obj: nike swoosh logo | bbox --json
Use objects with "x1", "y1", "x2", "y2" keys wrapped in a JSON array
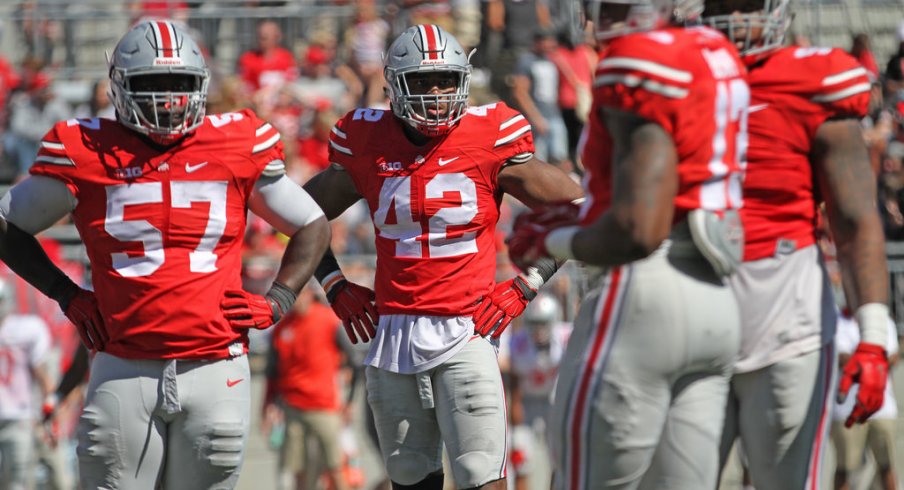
[
  {"x1": 438, "y1": 157, "x2": 459, "y2": 166},
  {"x1": 749, "y1": 104, "x2": 769, "y2": 113},
  {"x1": 185, "y1": 161, "x2": 209, "y2": 173},
  {"x1": 226, "y1": 378, "x2": 244, "y2": 387}
]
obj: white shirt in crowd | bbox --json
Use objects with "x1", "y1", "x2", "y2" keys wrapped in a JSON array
[{"x1": 0, "y1": 314, "x2": 51, "y2": 421}]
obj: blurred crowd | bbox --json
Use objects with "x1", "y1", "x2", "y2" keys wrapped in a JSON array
[{"x1": 4, "y1": 1, "x2": 904, "y2": 489}]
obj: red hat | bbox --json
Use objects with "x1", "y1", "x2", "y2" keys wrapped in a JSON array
[{"x1": 305, "y1": 46, "x2": 329, "y2": 66}]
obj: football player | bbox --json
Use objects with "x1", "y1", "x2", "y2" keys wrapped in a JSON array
[
  {"x1": 700, "y1": 1, "x2": 889, "y2": 488},
  {"x1": 0, "y1": 20, "x2": 330, "y2": 489},
  {"x1": 301, "y1": 24, "x2": 583, "y2": 490},
  {"x1": 507, "y1": 0, "x2": 750, "y2": 487}
]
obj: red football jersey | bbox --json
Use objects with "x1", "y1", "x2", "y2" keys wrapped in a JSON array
[
  {"x1": 580, "y1": 26, "x2": 749, "y2": 225},
  {"x1": 29, "y1": 109, "x2": 284, "y2": 360},
  {"x1": 328, "y1": 103, "x2": 534, "y2": 315},
  {"x1": 742, "y1": 46, "x2": 870, "y2": 261}
]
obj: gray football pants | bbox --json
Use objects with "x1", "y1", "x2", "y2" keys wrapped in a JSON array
[
  {"x1": 549, "y1": 247, "x2": 741, "y2": 490},
  {"x1": 77, "y1": 352, "x2": 251, "y2": 490}
]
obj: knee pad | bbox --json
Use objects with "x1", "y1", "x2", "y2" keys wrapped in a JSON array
[
  {"x1": 204, "y1": 422, "x2": 245, "y2": 469},
  {"x1": 386, "y1": 452, "x2": 437, "y2": 486}
]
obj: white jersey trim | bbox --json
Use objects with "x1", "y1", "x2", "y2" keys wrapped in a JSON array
[
  {"x1": 35, "y1": 155, "x2": 74, "y2": 166},
  {"x1": 255, "y1": 123, "x2": 273, "y2": 136},
  {"x1": 594, "y1": 74, "x2": 689, "y2": 99},
  {"x1": 822, "y1": 67, "x2": 868, "y2": 87},
  {"x1": 811, "y1": 83, "x2": 871, "y2": 103},
  {"x1": 598, "y1": 57, "x2": 693, "y2": 83},
  {"x1": 252, "y1": 133, "x2": 281, "y2": 154},
  {"x1": 494, "y1": 125, "x2": 532, "y2": 148},
  {"x1": 329, "y1": 139, "x2": 354, "y2": 156},
  {"x1": 40, "y1": 141, "x2": 66, "y2": 151}
]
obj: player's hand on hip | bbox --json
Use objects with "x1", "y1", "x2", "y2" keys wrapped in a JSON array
[
  {"x1": 60, "y1": 288, "x2": 109, "y2": 351},
  {"x1": 326, "y1": 280, "x2": 378, "y2": 344},
  {"x1": 473, "y1": 276, "x2": 537, "y2": 339},
  {"x1": 507, "y1": 201, "x2": 580, "y2": 272},
  {"x1": 221, "y1": 289, "x2": 285, "y2": 329},
  {"x1": 838, "y1": 342, "x2": 889, "y2": 427}
]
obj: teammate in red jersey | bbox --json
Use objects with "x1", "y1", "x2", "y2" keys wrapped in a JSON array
[
  {"x1": 508, "y1": 0, "x2": 750, "y2": 487},
  {"x1": 700, "y1": 1, "x2": 890, "y2": 488},
  {"x1": 302, "y1": 24, "x2": 582, "y2": 490},
  {"x1": 0, "y1": 20, "x2": 329, "y2": 489}
]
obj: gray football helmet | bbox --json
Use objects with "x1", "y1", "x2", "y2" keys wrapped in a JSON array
[
  {"x1": 109, "y1": 20, "x2": 209, "y2": 142},
  {"x1": 384, "y1": 25, "x2": 472, "y2": 137},
  {"x1": 702, "y1": 0, "x2": 791, "y2": 61},
  {"x1": 584, "y1": 0, "x2": 703, "y2": 39}
]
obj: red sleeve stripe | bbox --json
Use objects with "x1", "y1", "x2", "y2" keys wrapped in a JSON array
[
  {"x1": 35, "y1": 155, "x2": 74, "y2": 166},
  {"x1": 331, "y1": 125, "x2": 347, "y2": 140},
  {"x1": 255, "y1": 123, "x2": 273, "y2": 137},
  {"x1": 252, "y1": 133, "x2": 281, "y2": 154},
  {"x1": 598, "y1": 57, "x2": 692, "y2": 84},
  {"x1": 41, "y1": 141, "x2": 65, "y2": 152},
  {"x1": 494, "y1": 124, "x2": 531, "y2": 148},
  {"x1": 811, "y1": 83, "x2": 871, "y2": 103},
  {"x1": 594, "y1": 74, "x2": 689, "y2": 99},
  {"x1": 329, "y1": 139, "x2": 354, "y2": 156},
  {"x1": 500, "y1": 114, "x2": 526, "y2": 131},
  {"x1": 822, "y1": 67, "x2": 869, "y2": 87}
]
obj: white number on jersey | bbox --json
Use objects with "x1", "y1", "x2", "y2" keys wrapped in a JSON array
[
  {"x1": 373, "y1": 173, "x2": 479, "y2": 258},
  {"x1": 105, "y1": 181, "x2": 228, "y2": 277},
  {"x1": 352, "y1": 109, "x2": 385, "y2": 122},
  {"x1": 208, "y1": 112, "x2": 245, "y2": 127},
  {"x1": 702, "y1": 72, "x2": 749, "y2": 210}
]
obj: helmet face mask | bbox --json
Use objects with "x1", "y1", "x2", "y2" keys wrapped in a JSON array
[
  {"x1": 702, "y1": 0, "x2": 791, "y2": 61},
  {"x1": 109, "y1": 20, "x2": 209, "y2": 143},
  {"x1": 384, "y1": 25, "x2": 471, "y2": 137}
]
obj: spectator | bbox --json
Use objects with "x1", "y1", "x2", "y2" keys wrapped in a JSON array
[
  {"x1": 297, "y1": 44, "x2": 358, "y2": 114},
  {"x1": 550, "y1": 32, "x2": 596, "y2": 168},
  {"x1": 831, "y1": 308, "x2": 899, "y2": 490},
  {"x1": 3, "y1": 72, "x2": 71, "y2": 177},
  {"x1": 74, "y1": 79, "x2": 116, "y2": 120},
  {"x1": 263, "y1": 286, "x2": 355, "y2": 490},
  {"x1": 343, "y1": 0, "x2": 391, "y2": 107},
  {"x1": 885, "y1": 22, "x2": 904, "y2": 100},
  {"x1": 0, "y1": 278, "x2": 54, "y2": 490},
  {"x1": 487, "y1": 0, "x2": 551, "y2": 104},
  {"x1": 511, "y1": 30, "x2": 569, "y2": 167},
  {"x1": 879, "y1": 141, "x2": 904, "y2": 240},
  {"x1": 238, "y1": 20, "x2": 298, "y2": 94},
  {"x1": 850, "y1": 33, "x2": 879, "y2": 82}
]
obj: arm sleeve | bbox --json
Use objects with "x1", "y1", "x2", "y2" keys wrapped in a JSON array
[
  {"x1": 248, "y1": 174, "x2": 325, "y2": 236},
  {"x1": 0, "y1": 176, "x2": 77, "y2": 234}
]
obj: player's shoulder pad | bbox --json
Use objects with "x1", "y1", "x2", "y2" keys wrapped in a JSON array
[
  {"x1": 204, "y1": 108, "x2": 282, "y2": 155},
  {"x1": 466, "y1": 102, "x2": 533, "y2": 152},
  {"x1": 34, "y1": 117, "x2": 109, "y2": 168},
  {"x1": 770, "y1": 46, "x2": 871, "y2": 116},
  {"x1": 596, "y1": 28, "x2": 700, "y2": 99},
  {"x1": 329, "y1": 107, "x2": 390, "y2": 159}
]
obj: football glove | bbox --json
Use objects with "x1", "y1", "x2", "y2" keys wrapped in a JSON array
[
  {"x1": 60, "y1": 288, "x2": 108, "y2": 351},
  {"x1": 473, "y1": 276, "x2": 537, "y2": 339},
  {"x1": 222, "y1": 282, "x2": 296, "y2": 330},
  {"x1": 326, "y1": 279, "x2": 379, "y2": 344},
  {"x1": 838, "y1": 342, "x2": 888, "y2": 427},
  {"x1": 507, "y1": 202, "x2": 580, "y2": 272}
]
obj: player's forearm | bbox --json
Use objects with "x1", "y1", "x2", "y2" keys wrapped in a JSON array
[
  {"x1": 272, "y1": 216, "x2": 331, "y2": 293},
  {"x1": 834, "y1": 214, "x2": 888, "y2": 309},
  {"x1": 56, "y1": 344, "x2": 89, "y2": 401},
  {"x1": 0, "y1": 219, "x2": 78, "y2": 303}
]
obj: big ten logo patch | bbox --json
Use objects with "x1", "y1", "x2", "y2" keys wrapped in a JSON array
[{"x1": 114, "y1": 166, "x2": 144, "y2": 179}]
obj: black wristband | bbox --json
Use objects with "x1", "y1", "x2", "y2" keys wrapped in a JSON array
[
  {"x1": 533, "y1": 256, "x2": 559, "y2": 283},
  {"x1": 48, "y1": 276, "x2": 80, "y2": 310},
  {"x1": 314, "y1": 249, "x2": 341, "y2": 284},
  {"x1": 266, "y1": 281, "x2": 298, "y2": 319},
  {"x1": 513, "y1": 276, "x2": 538, "y2": 300}
]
